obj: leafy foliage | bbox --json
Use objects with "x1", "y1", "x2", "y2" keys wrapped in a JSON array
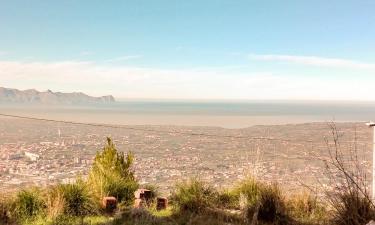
[
  {"x1": 88, "y1": 137, "x2": 138, "y2": 205},
  {"x1": 103, "y1": 177, "x2": 138, "y2": 206}
]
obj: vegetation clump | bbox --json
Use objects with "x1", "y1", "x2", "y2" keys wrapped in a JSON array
[
  {"x1": 215, "y1": 189, "x2": 239, "y2": 209},
  {"x1": 286, "y1": 192, "x2": 327, "y2": 224},
  {"x1": 171, "y1": 178, "x2": 217, "y2": 213},
  {"x1": 256, "y1": 183, "x2": 286, "y2": 223},
  {"x1": 88, "y1": 137, "x2": 138, "y2": 206},
  {"x1": 3, "y1": 135, "x2": 375, "y2": 225},
  {"x1": 233, "y1": 177, "x2": 263, "y2": 208},
  {"x1": 57, "y1": 181, "x2": 97, "y2": 218},
  {"x1": 12, "y1": 189, "x2": 45, "y2": 222},
  {"x1": 330, "y1": 187, "x2": 375, "y2": 225},
  {"x1": 0, "y1": 196, "x2": 12, "y2": 225}
]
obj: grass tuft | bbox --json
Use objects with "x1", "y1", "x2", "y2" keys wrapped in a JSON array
[
  {"x1": 171, "y1": 178, "x2": 217, "y2": 213},
  {"x1": 12, "y1": 188, "x2": 45, "y2": 222},
  {"x1": 287, "y1": 191, "x2": 328, "y2": 224},
  {"x1": 330, "y1": 188, "x2": 375, "y2": 225}
]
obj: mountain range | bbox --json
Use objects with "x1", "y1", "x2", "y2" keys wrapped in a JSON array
[{"x1": 0, "y1": 87, "x2": 115, "y2": 104}]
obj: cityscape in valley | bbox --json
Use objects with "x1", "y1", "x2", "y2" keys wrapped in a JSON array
[
  {"x1": 0, "y1": 116, "x2": 371, "y2": 195},
  {"x1": 2, "y1": 1, "x2": 375, "y2": 224}
]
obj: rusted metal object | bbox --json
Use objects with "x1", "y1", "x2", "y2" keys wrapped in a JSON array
[
  {"x1": 156, "y1": 197, "x2": 168, "y2": 210},
  {"x1": 134, "y1": 188, "x2": 152, "y2": 201},
  {"x1": 141, "y1": 190, "x2": 152, "y2": 200},
  {"x1": 102, "y1": 196, "x2": 117, "y2": 213},
  {"x1": 134, "y1": 188, "x2": 153, "y2": 208}
]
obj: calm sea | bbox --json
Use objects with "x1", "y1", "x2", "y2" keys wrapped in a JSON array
[{"x1": 1, "y1": 100, "x2": 375, "y2": 128}]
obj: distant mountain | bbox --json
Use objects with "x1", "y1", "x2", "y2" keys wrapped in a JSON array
[{"x1": 0, "y1": 87, "x2": 115, "y2": 104}]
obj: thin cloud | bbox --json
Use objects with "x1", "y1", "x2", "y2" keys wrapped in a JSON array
[
  {"x1": 1, "y1": 59, "x2": 375, "y2": 100},
  {"x1": 248, "y1": 54, "x2": 375, "y2": 70},
  {"x1": 104, "y1": 55, "x2": 142, "y2": 63}
]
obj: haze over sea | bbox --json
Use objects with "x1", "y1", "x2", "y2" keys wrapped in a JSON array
[{"x1": 2, "y1": 100, "x2": 375, "y2": 128}]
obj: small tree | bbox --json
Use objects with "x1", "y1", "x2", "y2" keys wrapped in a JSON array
[{"x1": 88, "y1": 137, "x2": 138, "y2": 205}]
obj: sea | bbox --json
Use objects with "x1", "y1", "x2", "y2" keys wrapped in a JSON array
[{"x1": 1, "y1": 100, "x2": 375, "y2": 128}]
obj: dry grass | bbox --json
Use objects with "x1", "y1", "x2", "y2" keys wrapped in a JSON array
[
  {"x1": 286, "y1": 191, "x2": 329, "y2": 224},
  {"x1": 330, "y1": 188, "x2": 375, "y2": 225}
]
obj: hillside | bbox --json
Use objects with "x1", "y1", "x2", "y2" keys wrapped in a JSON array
[
  {"x1": 0, "y1": 136, "x2": 369, "y2": 225},
  {"x1": 0, "y1": 87, "x2": 115, "y2": 104}
]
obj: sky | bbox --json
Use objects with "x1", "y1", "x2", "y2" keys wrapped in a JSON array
[{"x1": 1, "y1": 0, "x2": 375, "y2": 100}]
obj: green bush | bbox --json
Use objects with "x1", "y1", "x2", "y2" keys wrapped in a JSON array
[
  {"x1": 12, "y1": 188, "x2": 45, "y2": 221},
  {"x1": 215, "y1": 189, "x2": 239, "y2": 209},
  {"x1": 330, "y1": 188, "x2": 375, "y2": 225},
  {"x1": 103, "y1": 176, "x2": 138, "y2": 206},
  {"x1": 171, "y1": 178, "x2": 217, "y2": 213},
  {"x1": 235, "y1": 179, "x2": 288, "y2": 224},
  {"x1": 233, "y1": 177, "x2": 263, "y2": 208},
  {"x1": 88, "y1": 138, "x2": 138, "y2": 206},
  {"x1": 57, "y1": 181, "x2": 97, "y2": 217}
]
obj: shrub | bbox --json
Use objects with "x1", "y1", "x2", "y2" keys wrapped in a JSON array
[
  {"x1": 232, "y1": 177, "x2": 264, "y2": 210},
  {"x1": 330, "y1": 188, "x2": 375, "y2": 225},
  {"x1": 103, "y1": 176, "x2": 138, "y2": 206},
  {"x1": 88, "y1": 138, "x2": 138, "y2": 206},
  {"x1": 287, "y1": 191, "x2": 327, "y2": 223},
  {"x1": 256, "y1": 184, "x2": 286, "y2": 222},
  {"x1": 12, "y1": 188, "x2": 45, "y2": 221},
  {"x1": 322, "y1": 124, "x2": 375, "y2": 225},
  {"x1": 45, "y1": 185, "x2": 66, "y2": 219},
  {"x1": 57, "y1": 181, "x2": 97, "y2": 217},
  {"x1": 171, "y1": 178, "x2": 217, "y2": 213},
  {"x1": 236, "y1": 179, "x2": 288, "y2": 224},
  {"x1": 215, "y1": 189, "x2": 239, "y2": 209}
]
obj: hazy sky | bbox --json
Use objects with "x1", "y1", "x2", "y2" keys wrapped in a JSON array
[{"x1": 1, "y1": 0, "x2": 375, "y2": 100}]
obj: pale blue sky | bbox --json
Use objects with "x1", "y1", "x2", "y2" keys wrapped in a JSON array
[{"x1": 1, "y1": 0, "x2": 375, "y2": 100}]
